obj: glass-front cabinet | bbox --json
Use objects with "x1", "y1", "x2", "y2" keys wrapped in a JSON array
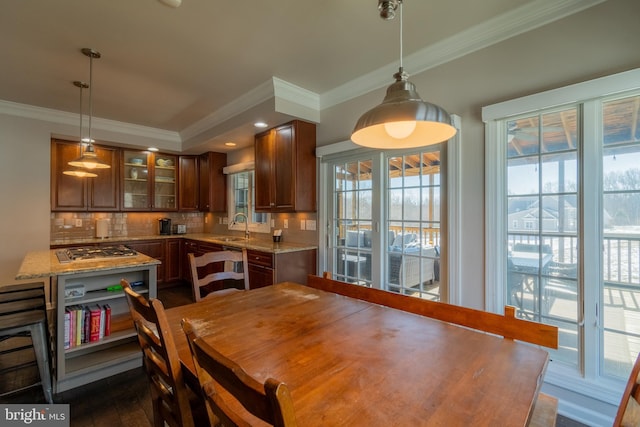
[
  {"x1": 122, "y1": 150, "x2": 177, "y2": 211},
  {"x1": 153, "y1": 154, "x2": 177, "y2": 211}
]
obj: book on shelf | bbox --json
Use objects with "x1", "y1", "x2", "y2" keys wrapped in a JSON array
[
  {"x1": 83, "y1": 306, "x2": 90, "y2": 344},
  {"x1": 65, "y1": 303, "x2": 112, "y2": 349},
  {"x1": 99, "y1": 305, "x2": 105, "y2": 340},
  {"x1": 89, "y1": 305, "x2": 101, "y2": 342},
  {"x1": 75, "y1": 306, "x2": 82, "y2": 347},
  {"x1": 104, "y1": 304, "x2": 111, "y2": 336},
  {"x1": 64, "y1": 309, "x2": 71, "y2": 350}
]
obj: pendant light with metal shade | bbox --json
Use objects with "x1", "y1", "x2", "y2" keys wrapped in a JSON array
[
  {"x1": 67, "y1": 48, "x2": 110, "y2": 171},
  {"x1": 63, "y1": 81, "x2": 98, "y2": 178},
  {"x1": 351, "y1": 0, "x2": 456, "y2": 149}
]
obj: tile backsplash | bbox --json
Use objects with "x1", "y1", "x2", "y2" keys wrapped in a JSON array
[
  {"x1": 50, "y1": 212, "x2": 205, "y2": 241},
  {"x1": 50, "y1": 211, "x2": 319, "y2": 246}
]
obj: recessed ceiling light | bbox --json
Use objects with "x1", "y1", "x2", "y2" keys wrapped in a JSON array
[
  {"x1": 254, "y1": 122, "x2": 268, "y2": 128},
  {"x1": 159, "y1": 0, "x2": 182, "y2": 8},
  {"x1": 224, "y1": 142, "x2": 237, "y2": 147},
  {"x1": 148, "y1": 147, "x2": 159, "y2": 152}
]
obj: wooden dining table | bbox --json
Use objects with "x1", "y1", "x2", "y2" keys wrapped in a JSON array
[{"x1": 165, "y1": 282, "x2": 550, "y2": 426}]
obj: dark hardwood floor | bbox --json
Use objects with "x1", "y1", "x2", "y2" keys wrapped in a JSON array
[{"x1": 1, "y1": 283, "x2": 589, "y2": 427}]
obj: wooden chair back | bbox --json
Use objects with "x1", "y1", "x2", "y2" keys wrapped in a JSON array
[
  {"x1": 613, "y1": 352, "x2": 640, "y2": 426},
  {"x1": 182, "y1": 318, "x2": 298, "y2": 427},
  {"x1": 121, "y1": 279, "x2": 202, "y2": 427},
  {"x1": 188, "y1": 249, "x2": 249, "y2": 302},
  {"x1": 309, "y1": 273, "x2": 558, "y2": 349}
]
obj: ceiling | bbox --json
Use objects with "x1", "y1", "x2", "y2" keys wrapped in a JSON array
[{"x1": 0, "y1": 0, "x2": 603, "y2": 154}]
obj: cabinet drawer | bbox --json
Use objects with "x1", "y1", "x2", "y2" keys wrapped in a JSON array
[{"x1": 247, "y1": 250, "x2": 273, "y2": 268}]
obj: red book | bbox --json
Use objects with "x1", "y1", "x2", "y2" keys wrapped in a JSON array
[
  {"x1": 104, "y1": 304, "x2": 111, "y2": 336},
  {"x1": 89, "y1": 305, "x2": 101, "y2": 342}
]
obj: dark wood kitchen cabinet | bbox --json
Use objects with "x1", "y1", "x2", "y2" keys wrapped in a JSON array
[
  {"x1": 246, "y1": 248, "x2": 317, "y2": 289},
  {"x1": 122, "y1": 150, "x2": 178, "y2": 212},
  {"x1": 179, "y1": 155, "x2": 199, "y2": 211},
  {"x1": 165, "y1": 239, "x2": 182, "y2": 283},
  {"x1": 125, "y1": 240, "x2": 166, "y2": 284},
  {"x1": 198, "y1": 152, "x2": 227, "y2": 212},
  {"x1": 254, "y1": 120, "x2": 316, "y2": 212},
  {"x1": 51, "y1": 139, "x2": 120, "y2": 212}
]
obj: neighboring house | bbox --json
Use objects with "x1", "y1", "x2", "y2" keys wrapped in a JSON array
[{"x1": 508, "y1": 196, "x2": 578, "y2": 232}]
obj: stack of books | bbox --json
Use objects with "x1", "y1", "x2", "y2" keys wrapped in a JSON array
[{"x1": 63, "y1": 304, "x2": 111, "y2": 349}]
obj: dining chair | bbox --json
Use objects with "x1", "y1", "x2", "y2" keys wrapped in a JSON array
[
  {"x1": 188, "y1": 249, "x2": 249, "y2": 302},
  {"x1": 182, "y1": 318, "x2": 298, "y2": 427},
  {"x1": 613, "y1": 352, "x2": 640, "y2": 427},
  {"x1": 121, "y1": 279, "x2": 209, "y2": 427}
]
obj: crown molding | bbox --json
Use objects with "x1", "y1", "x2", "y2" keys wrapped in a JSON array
[
  {"x1": 0, "y1": 99, "x2": 180, "y2": 143},
  {"x1": 273, "y1": 77, "x2": 320, "y2": 112},
  {"x1": 181, "y1": 77, "x2": 321, "y2": 144},
  {"x1": 180, "y1": 79, "x2": 275, "y2": 141},
  {"x1": 320, "y1": 0, "x2": 607, "y2": 109}
]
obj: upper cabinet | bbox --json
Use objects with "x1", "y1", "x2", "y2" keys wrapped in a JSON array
[
  {"x1": 51, "y1": 139, "x2": 120, "y2": 212},
  {"x1": 122, "y1": 150, "x2": 177, "y2": 211},
  {"x1": 254, "y1": 120, "x2": 316, "y2": 212},
  {"x1": 178, "y1": 155, "x2": 198, "y2": 211},
  {"x1": 52, "y1": 140, "x2": 227, "y2": 213},
  {"x1": 198, "y1": 152, "x2": 227, "y2": 212}
]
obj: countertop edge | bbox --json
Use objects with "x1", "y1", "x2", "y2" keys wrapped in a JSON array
[
  {"x1": 16, "y1": 251, "x2": 161, "y2": 280},
  {"x1": 50, "y1": 233, "x2": 318, "y2": 254}
]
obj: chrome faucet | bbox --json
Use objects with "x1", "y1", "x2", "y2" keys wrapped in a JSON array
[{"x1": 232, "y1": 212, "x2": 250, "y2": 240}]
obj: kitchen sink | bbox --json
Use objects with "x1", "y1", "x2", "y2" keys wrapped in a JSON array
[{"x1": 215, "y1": 236, "x2": 247, "y2": 242}]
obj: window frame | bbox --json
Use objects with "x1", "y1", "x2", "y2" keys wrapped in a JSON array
[
  {"x1": 226, "y1": 170, "x2": 271, "y2": 234},
  {"x1": 316, "y1": 115, "x2": 461, "y2": 304},
  {"x1": 483, "y1": 68, "x2": 640, "y2": 420}
]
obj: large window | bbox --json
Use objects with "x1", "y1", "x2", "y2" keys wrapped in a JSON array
[
  {"x1": 227, "y1": 170, "x2": 270, "y2": 234},
  {"x1": 484, "y1": 70, "x2": 640, "y2": 401},
  {"x1": 505, "y1": 107, "x2": 580, "y2": 367},
  {"x1": 326, "y1": 148, "x2": 445, "y2": 301}
]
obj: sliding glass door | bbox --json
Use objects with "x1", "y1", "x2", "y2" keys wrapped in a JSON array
[{"x1": 326, "y1": 147, "x2": 445, "y2": 301}]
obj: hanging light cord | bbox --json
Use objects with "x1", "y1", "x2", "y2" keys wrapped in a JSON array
[
  {"x1": 88, "y1": 53, "x2": 93, "y2": 145},
  {"x1": 399, "y1": 0, "x2": 403, "y2": 70},
  {"x1": 79, "y1": 84, "x2": 84, "y2": 141}
]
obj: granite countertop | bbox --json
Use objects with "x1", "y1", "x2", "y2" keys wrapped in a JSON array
[
  {"x1": 15, "y1": 250, "x2": 161, "y2": 280},
  {"x1": 50, "y1": 233, "x2": 317, "y2": 254}
]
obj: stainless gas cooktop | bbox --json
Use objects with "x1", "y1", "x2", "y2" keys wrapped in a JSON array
[{"x1": 55, "y1": 245, "x2": 138, "y2": 264}]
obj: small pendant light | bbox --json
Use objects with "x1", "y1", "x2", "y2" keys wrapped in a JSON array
[
  {"x1": 63, "y1": 81, "x2": 97, "y2": 178},
  {"x1": 351, "y1": 0, "x2": 456, "y2": 149},
  {"x1": 68, "y1": 48, "x2": 110, "y2": 171}
]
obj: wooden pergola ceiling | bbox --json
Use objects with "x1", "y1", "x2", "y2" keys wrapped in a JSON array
[
  {"x1": 335, "y1": 152, "x2": 441, "y2": 182},
  {"x1": 508, "y1": 95, "x2": 640, "y2": 158}
]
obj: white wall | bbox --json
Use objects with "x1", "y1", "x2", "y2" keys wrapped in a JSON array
[{"x1": 0, "y1": 115, "x2": 51, "y2": 284}]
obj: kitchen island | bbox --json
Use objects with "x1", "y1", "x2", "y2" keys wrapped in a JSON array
[{"x1": 16, "y1": 249, "x2": 160, "y2": 392}]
